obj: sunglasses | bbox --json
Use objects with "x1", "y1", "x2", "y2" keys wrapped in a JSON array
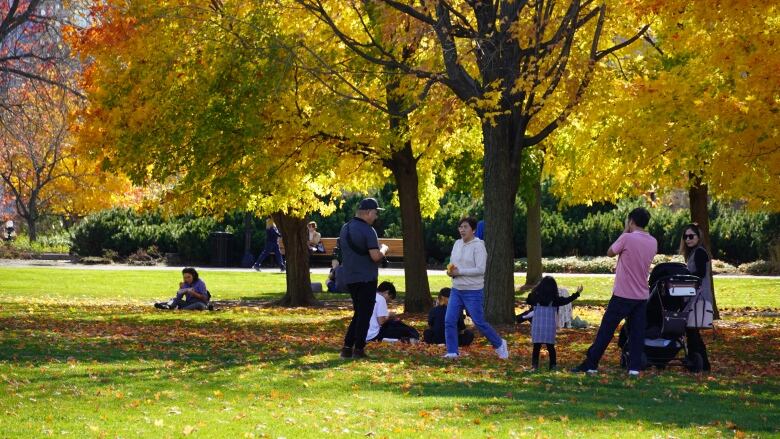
[{"x1": 684, "y1": 234, "x2": 697, "y2": 240}]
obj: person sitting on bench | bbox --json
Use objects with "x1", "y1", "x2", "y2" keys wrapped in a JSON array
[
  {"x1": 423, "y1": 288, "x2": 474, "y2": 346},
  {"x1": 155, "y1": 267, "x2": 211, "y2": 310},
  {"x1": 367, "y1": 281, "x2": 420, "y2": 342}
]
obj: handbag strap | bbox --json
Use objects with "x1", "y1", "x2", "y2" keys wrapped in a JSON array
[{"x1": 344, "y1": 222, "x2": 369, "y2": 256}]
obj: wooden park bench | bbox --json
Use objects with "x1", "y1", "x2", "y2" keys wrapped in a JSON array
[{"x1": 278, "y1": 237, "x2": 405, "y2": 263}]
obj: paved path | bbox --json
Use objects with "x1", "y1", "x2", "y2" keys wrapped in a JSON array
[{"x1": 1, "y1": 259, "x2": 777, "y2": 279}]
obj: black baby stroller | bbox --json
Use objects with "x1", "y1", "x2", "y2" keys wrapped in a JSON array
[{"x1": 618, "y1": 262, "x2": 706, "y2": 372}]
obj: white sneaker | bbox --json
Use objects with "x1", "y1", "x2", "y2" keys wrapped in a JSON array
[
  {"x1": 628, "y1": 370, "x2": 640, "y2": 377},
  {"x1": 495, "y1": 339, "x2": 509, "y2": 359},
  {"x1": 442, "y1": 353, "x2": 459, "y2": 359}
]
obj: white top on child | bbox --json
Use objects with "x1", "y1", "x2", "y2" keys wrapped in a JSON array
[
  {"x1": 366, "y1": 293, "x2": 388, "y2": 341},
  {"x1": 557, "y1": 288, "x2": 573, "y2": 329}
]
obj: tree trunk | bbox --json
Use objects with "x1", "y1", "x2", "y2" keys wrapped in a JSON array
[
  {"x1": 385, "y1": 78, "x2": 433, "y2": 313},
  {"x1": 272, "y1": 212, "x2": 320, "y2": 307},
  {"x1": 688, "y1": 174, "x2": 719, "y2": 319},
  {"x1": 522, "y1": 177, "x2": 543, "y2": 290},
  {"x1": 386, "y1": 144, "x2": 433, "y2": 313},
  {"x1": 482, "y1": 117, "x2": 522, "y2": 324},
  {"x1": 25, "y1": 198, "x2": 38, "y2": 242},
  {"x1": 26, "y1": 216, "x2": 38, "y2": 242}
]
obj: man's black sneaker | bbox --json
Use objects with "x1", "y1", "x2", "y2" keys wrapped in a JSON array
[
  {"x1": 154, "y1": 302, "x2": 170, "y2": 310},
  {"x1": 351, "y1": 348, "x2": 369, "y2": 359},
  {"x1": 339, "y1": 347, "x2": 353, "y2": 359}
]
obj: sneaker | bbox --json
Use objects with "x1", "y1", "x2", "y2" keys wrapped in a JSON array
[
  {"x1": 154, "y1": 302, "x2": 169, "y2": 310},
  {"x1": 339, "y1": 347, "x2": 353, "y2": 359},
  {"x1": 442, "y1": 353, "x2": 459, "y2": 359},
  {"x1": 628, "y1": 370, "x2": 640, "y2": 377},
  {"x1": 351, "y1": 348, "x2": 368, "y2": 359},
  {"x1": 495, "y1": 339, "x2": 509, "y2": 359},
  {"x1": 570, "y1": 364, "x2": 598, "y2": 374},
  {"x1": 252, "y1": 265, "x2": 261, "y2": 272},
  {"x1": 207, "y1": 304, "x2": 214, "y2": 311}
]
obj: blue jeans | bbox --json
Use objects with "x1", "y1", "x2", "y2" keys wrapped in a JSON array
[
  {"x1": 254, "y1": 243, "x2": 285, "y2": 269},
  {"x1": 445, "y1": 288, "x2": 502, "y2": 354},
  {"x1": 582, "y1": 295, "x2": 647, "y2": 371}
]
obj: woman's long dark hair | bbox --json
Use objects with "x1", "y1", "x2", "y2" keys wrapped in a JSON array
[
  {"x1": 678, "y1": 223, "x2": 703, "y2": 261},
  {"x1": 182, "y1": 267, "x2": 199, "y2": 283},
  {"x1": 532, "y1": 276, "x2": 559, "y2": 306}
]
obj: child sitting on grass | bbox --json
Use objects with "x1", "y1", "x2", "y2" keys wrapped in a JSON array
[
  {"x1": 527, "y1": 276, "x2": 582, "y2": 370},
  {"x1": 423, "y1": 288, "x2": 474, "y2": 346}
]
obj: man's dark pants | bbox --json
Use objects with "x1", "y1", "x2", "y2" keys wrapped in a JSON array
[
  {"x1": 582, "y1": 295, "x2": 647, "y2": 371},
  {"x1": 343, "y1": 280, "x2": 377, "y2": 350}
]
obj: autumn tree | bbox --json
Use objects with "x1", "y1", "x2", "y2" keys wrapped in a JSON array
[
  {"x1": 281, "y1": 2, "x2": 483, "y2": 311},
  {"x1": 0, "y1": 82, "x2": 130, "y2": 239},
  {"x1": 1, "y1": 0, "x2": 83, "y2": 102},
  {"x1": 546, "y1": 1, "x2": 779, "y2": 317},
  {"x1": 296, "y1": 0, "x2": 650, "y2": 322},
  {"x1": 68, "y1": 0, "x2": 381, "y2": 306}
]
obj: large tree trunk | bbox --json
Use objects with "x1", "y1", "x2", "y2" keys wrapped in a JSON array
[
  {"x1": 482, "y1": 117, "x2": 522, "y2": 324},
  {"x1": 386, "y1": 143, "x2": 433, "y2": 313},
  {"x1": 272, "y1": 212, "x2": 319, "y2": 307},
  {"x1": 689, "y1": 174, "x2": 719, "y2": 319},
  {"x1": 385, "y1": 79, "x2": 433, "y2": 313},
  {"x1": 522, "y1": 177, "x2": 543, "y2": 290}
]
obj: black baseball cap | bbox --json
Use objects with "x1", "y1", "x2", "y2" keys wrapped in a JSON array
[{"x1": 358, "y1": 197, "x2": 384, "y2": 211}]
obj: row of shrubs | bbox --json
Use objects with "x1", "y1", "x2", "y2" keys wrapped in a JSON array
[
  {"x1": 311, "y1": 188, "x2": 780, "y2": 265},
  {"x1": 514, "y1": 254, "x2": 780, "y2": 276},
  {"x1": 71, "y1": 210, "x2": 270, "y2": 265},
  {"x1": 69, "y1": 187, "x2": 780, "y2": 266}
]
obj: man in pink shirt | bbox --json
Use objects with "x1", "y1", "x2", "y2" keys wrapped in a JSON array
[{"x1": 572, "y1": 208, "x2": 657, "y2": 376}]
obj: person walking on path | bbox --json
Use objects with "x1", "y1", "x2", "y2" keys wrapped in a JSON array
[
  {"x1": 339, "y1": 198, "x2": 389, "y2": 359},
  {"x1": 444, "y1": 217, "x2": 509, "y2": 360},
  {"x1": 572, "y1": 208, "x2": 657, "y2": 376},
  {"x1": 252, "y1": 218, "x2": 285, "y2": 272}
]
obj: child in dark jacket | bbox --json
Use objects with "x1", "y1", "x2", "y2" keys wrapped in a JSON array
[
  {"x1": 527, "y1": 276, "x2": 582, "y2": 370},
  {"x1": 423, "y1": 288, "x2": 474, "y2": 346}
]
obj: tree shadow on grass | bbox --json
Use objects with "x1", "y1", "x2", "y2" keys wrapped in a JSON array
[{"x1": 344, "y1": 372, "x2": 780, "y2": 435}]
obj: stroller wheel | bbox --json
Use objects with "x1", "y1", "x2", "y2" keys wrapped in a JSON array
[{"x1": 687, "y1": 352, "x2": 704, "y2": 372}]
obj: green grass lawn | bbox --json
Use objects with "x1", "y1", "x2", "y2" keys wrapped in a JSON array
[
  {"x1": 1, "y1": 267, "x2": 779, "y2": 438},
  {"x1": 1, "y1": 267, "x2": 778, "y2": 308}
]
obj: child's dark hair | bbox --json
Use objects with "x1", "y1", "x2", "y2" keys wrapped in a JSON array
[
  {"x1": 531, "y1": 276, "x2": 559, "y2": 305},
  {"x1": 378, "y1": 281, "x2": 397, "y2": 299},
  {"x1": 438, "y1": 287, "x2": 451, "y2": 298},
  {"x1": 182, "y1": 267, "x2": 199, "y2": 283}
]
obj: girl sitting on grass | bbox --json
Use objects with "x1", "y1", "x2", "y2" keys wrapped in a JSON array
[{"x1": 527, "y1": 276, "x2": 582, "y2": 370}]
